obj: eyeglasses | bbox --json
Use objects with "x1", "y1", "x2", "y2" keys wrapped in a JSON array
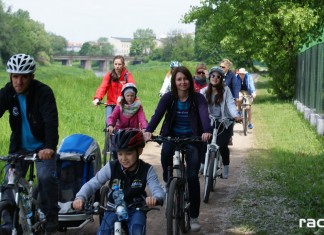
[
  {"x1": 197, "y1": 71, "x2": 205, "y2": 75},
  {"x1": 210, "y1": 74, "x2": 222, "y2": 79},
  {"x1": 220, "y1": 66, "x2": 226, "y2": 69}
]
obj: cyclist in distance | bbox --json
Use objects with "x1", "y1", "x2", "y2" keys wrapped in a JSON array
[
  {"x1": 219, "y1": 59, "x2": 241, "y2": 145},
  {"x1": 159, "y1": 60, "x2": 181, "y2": 97},
  {"x1": 236, "y1": 68, "x2": 256, "y2": 129},
  {"x1": 106, "y1": 83, "x2": 148, "y2": 159},
  {"x1": 200, "y1": 67, "x2": 242, "y2": 179},
  {"x1": 0, "y1": 54, "x2": 59, "y2": 233},
  {"x1": 144, "y1": 66, "x2": 212, "y2": 232},
  {"x1": 92, "y1": 55, "x2": 136, "y2": 122},
  {"x1": 72, "y1": 129, "x2": 165, "y2": 234}
]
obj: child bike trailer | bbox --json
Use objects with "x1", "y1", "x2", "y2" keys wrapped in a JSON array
[{"x1": 56, "y1": 133, "x2": 102, "y2": 232}]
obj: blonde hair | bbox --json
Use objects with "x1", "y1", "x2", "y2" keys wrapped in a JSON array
[{"x1": 221, "y1": 59, "x2": 233, "y2": 69}]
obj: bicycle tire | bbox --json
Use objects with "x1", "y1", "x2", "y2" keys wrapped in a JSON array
[
  {"x1": 31, "y1": 185, "x2": 46, "y2": 234},
  {"x1": 166, "y1": 178, "x2": 180, "y2": 235},
  {"x1": 179, "y1": 182, "x2": 190, "y2": 233},
  {"x1": 213, "y1": 151, "x2": 222, "y2": 191},
  {"x1": 203, "y1": 151, "x2": 215, "y2": 203},
  {"x1": 242, "y1": 107, "x2": 248, "y2": 136},
  {"x1": 102, "y1": 132, "x2": 111, "y2": 165},
  {"x1": 99, "y1": 185, "x2": 110, "y2": 224}
]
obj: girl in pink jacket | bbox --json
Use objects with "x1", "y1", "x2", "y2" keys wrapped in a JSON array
[{"x1": 107, "y1": 83, "x2": 147, "y2": 133}]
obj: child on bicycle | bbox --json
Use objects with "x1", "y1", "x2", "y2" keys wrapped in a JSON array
[
  {"x1": 200, "y1": 66, "x2": 242, "y2": 179},
  {"x1": 144, "y1": 66, "x2": 212, "y2": 232},
  {"x1": 106, "y1": 83, "x2": 148, "y2": 159},
  {"x1": 72, "y1": 129, "x2": 165, "y2": 235}
]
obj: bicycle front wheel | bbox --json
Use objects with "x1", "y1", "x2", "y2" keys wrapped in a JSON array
[
  {"x1": 203, "y1": 151, "x2": 215, "y2": 203},
  {"x1": 242, "y1": 107, "x2": 248, "y2": 136},
  {"x1": 166, "y1": 179, "x2": 180, "y2": 235},
  {"x1": 0, "y1": 200, "x2": 20, "y2": 234}
]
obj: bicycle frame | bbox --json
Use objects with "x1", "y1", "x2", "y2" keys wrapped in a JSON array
[
  {"x1": 151, "y1": 136, "x2": 201, "y2": 235},
  {"x1": 0, "y1": 153, "x2": 45, "y2": 235},
  {"x1": 241, "y1": 95, "x2": 251, "y2": 136}
]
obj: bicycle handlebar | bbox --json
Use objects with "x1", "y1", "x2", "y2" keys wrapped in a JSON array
[
  {"x1": 0, "y1": 153, "x2": 39, "y2": 162},
  {"x1": 149, "y1": 135, "x2": 202, "y2": 147}
]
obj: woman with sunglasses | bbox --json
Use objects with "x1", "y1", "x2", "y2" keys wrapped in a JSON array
[
  {"x1": 200, "y1": 66, "x2": 242, "y2": 179},
  {"x1": 193, "y1": 63, "x2": 209, "y2": 92}
]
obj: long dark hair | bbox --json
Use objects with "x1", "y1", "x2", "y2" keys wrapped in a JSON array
[
  {"x1": 110, "y1": 55, "x2": 125, "y2": 82},
  {"x1": 170, "y1": 66, "x2": 195, "y2": 97},
  {"x1": 205, "y1": 79, "x2": 224, "y2": 105}
]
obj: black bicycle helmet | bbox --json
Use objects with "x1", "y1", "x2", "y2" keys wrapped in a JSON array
[
  {"x1": 6, "y1": 54, "x2": 36, "y2": 74},
  {"x1": 209, "y1": 66, "x2": 224, "y2": 78},
  {"x1": 114, "y1": 128, "x2": 145, "y2": 151}
]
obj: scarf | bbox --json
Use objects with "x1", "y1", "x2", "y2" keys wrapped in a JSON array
[
  {"x1": 120, "y1": 97, "x2": 141, "y2": 118},
  {"x1": 194, "y1": 76, "x2": 207, "y2": 85}
]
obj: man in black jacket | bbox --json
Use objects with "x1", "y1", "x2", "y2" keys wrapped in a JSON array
[{"x1": 0, "y1": 54, "x2": 59, "y2": 233}]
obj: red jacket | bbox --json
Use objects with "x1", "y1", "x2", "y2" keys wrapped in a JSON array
[{"x1": 94, "y1": 69, "x2": 135, "y2": 105}]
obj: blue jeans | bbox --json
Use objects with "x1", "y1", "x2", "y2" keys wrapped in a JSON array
[
  {"x1": 161, "y1": 142, "x2": 201, "y2": 218},
  {"x1": 105, "y1": 105, "x2": 115, "y2": 126},
  {"x1": 98, "y1": 208, "x2": 146, "y2": 235}
]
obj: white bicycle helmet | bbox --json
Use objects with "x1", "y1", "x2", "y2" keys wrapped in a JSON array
[
  {"x1": 6, "y1": 54, "x2": 36, "y2": 74},
  {"x1": 170, "y1": 61, "x2": 181, "y2": 68},
  {"x1": 121, "y1": 83, "x2": 137, "y2": 97}
]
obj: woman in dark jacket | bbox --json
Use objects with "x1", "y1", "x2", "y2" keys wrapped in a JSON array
[{"x1": 144, "y1": 66, "x2": 212, "y2": 232}]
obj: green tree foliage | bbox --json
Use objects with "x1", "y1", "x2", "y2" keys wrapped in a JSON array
[
  {"x1": 184, "y1": 0, "x2": 324, "y2": 99},
  {"x1": 0, "y1": 2, "x2": 60, "y2": 64},
  {"x1": 79, "y1": 38, "x2": 114, "y2": 56},
  {"x1": 49, "y1": 33, "x2": 68, "y2": 55},
  {"x1": 130, "y1": 28, "x2": 156, "y2": 56}
]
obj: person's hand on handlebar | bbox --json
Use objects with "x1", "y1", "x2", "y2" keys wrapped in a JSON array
[
  {"x1": 72, "y1": 198, "x2": 84, "y2": 211},
  {"x1": 143, "y1": 132, "x2": 152, "y2": 142},
  {"x1": 38, "y1": 148, "x2": 55, "y2": 160},
  {"x1": 92, "y1": 98, "x2": 100, "y2": 106},
  {"x1": 201, "y1": 133, "x2": 212, "y2": 142},
  {"x1": 107, "y1": 126, "x2": 114, "y2": 134},
  {"x1": 145, "y1": 196, "x2": 158, "y2": 208},
  {"x1": 234, "y1": 116, "x2": 243, "y2": 123}
]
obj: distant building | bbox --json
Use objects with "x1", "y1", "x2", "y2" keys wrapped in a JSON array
[
  {"x1": 109, "y1": 37, "x2": 133, "y2": 56},
  {"x1": 66, "y1": 42, "x2": 83, "y2": 52}
]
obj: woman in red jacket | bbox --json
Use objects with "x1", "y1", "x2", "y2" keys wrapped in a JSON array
[{"x1": 92, "y1": 55, "x2": 136, "y2": 122}]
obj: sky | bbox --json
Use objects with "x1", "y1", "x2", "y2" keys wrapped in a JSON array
[{"x1": 3, "y1": 0, "x2": 202, "y2": 43}]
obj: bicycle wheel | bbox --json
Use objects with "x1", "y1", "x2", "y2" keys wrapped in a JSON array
[
  {"x1": 99, "y1": 185, "x2": 110, "y2": 224},
  {"x1": 242, "y1": 107, "x2": 248, "y2": 136},
  {"x1": 166, "y1": 178, "x2": 180, "y2": 235},
  {"x1": 102, "y1": 131, "x2": 111, "y2": 165},
  {"x1": 203, "y1": 151, "x2": 215, "y2": 203},
  {"x1": 213, "y1": 151, "x2": 222, "y2": 190},
  {"x1": 179, "y1": 182, "x2": 190, "y2": 233},
  {"x1": 0, "y1": 200, "x2": 22, "y2": 234}
]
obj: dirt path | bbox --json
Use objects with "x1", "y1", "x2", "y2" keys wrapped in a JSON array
[{"x1": 54, "y1": 123, "x2": 253, "y2": 235}]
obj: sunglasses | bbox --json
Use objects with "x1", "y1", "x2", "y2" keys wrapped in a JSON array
[
  {"x1": 220, "y1": 66, "x2": 226, "y2": 69},
  {"x1": 210, "y1": 74, "x2": 222, "y2": 79},
  {"x1": 197, "y1": 71, "x2": 205, "y2": 75}
]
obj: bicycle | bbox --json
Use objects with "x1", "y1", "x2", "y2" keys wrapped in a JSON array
[
  {"x1": 96, "y1": 185, "x2": 161, "y2": 235},
  {"x1": 150, "y1": 135, "x2": 201, "y2": 235},
  {"x1": 0, "y1": 153, "x2": 45, "y2": 235},
  {"x1": 241, "y1": 94, "x2": 252, "y2": 136},
  {"x1": 202, "y1": 116, "x2": 227, "y2": 203},
  {"x1": 97, "y1": 101, "x2": 116, "y2": 165}
]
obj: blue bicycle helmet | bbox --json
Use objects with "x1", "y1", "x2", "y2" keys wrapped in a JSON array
[
  {"x1": 170, "y1": 61, "x2": 181, "y2": 68},
  {"x1": 209, "y1": 66, "x2": 224, "y2": 78}
]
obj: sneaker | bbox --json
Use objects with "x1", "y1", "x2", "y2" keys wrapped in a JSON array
[
  {"x1": 199, "y1": 163, "x2": 204, "y2": 174},
  {"x1": 222, "y1": 165, "x2": 229, "y2": 179},
  {"x1": 228, "y1": 136, "x2": 233, "y2": 146},
  {"x1": 248, "y1": 123, "x2": 253, "y2": 129},
  {"x1": 190, "y1": 217, "x2": 201, "y2": 232}
]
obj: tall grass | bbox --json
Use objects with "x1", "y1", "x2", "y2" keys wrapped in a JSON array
[{"x1": 230, "y1": 76, "x2": 324, "y2": 234}]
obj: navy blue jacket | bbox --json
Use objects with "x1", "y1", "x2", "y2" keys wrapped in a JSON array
[
  {"x1": 0, "y1": 79, "x2": 59, "y2": 153},
  {"x1": 224, "y1": 70, "x2": 241, "y2": 99},
  {"x1": 146, "y1": 92, "x2": 212, "y2": 136}
]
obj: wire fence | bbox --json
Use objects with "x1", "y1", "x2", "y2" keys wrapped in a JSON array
[{"x1": 296, "y1": 42, "x2": 324, "y2": 114}]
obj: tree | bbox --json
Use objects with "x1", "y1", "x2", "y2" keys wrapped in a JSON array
[
  {"x1": 184, "y1": 0, "x2": 324, "y2": 99},
  {"x1": 130, "y1": 28, "x2": 156, "y2": 56},
  {"x1": 49, "y1": 33, "x2": 68, "y2": 55}
]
